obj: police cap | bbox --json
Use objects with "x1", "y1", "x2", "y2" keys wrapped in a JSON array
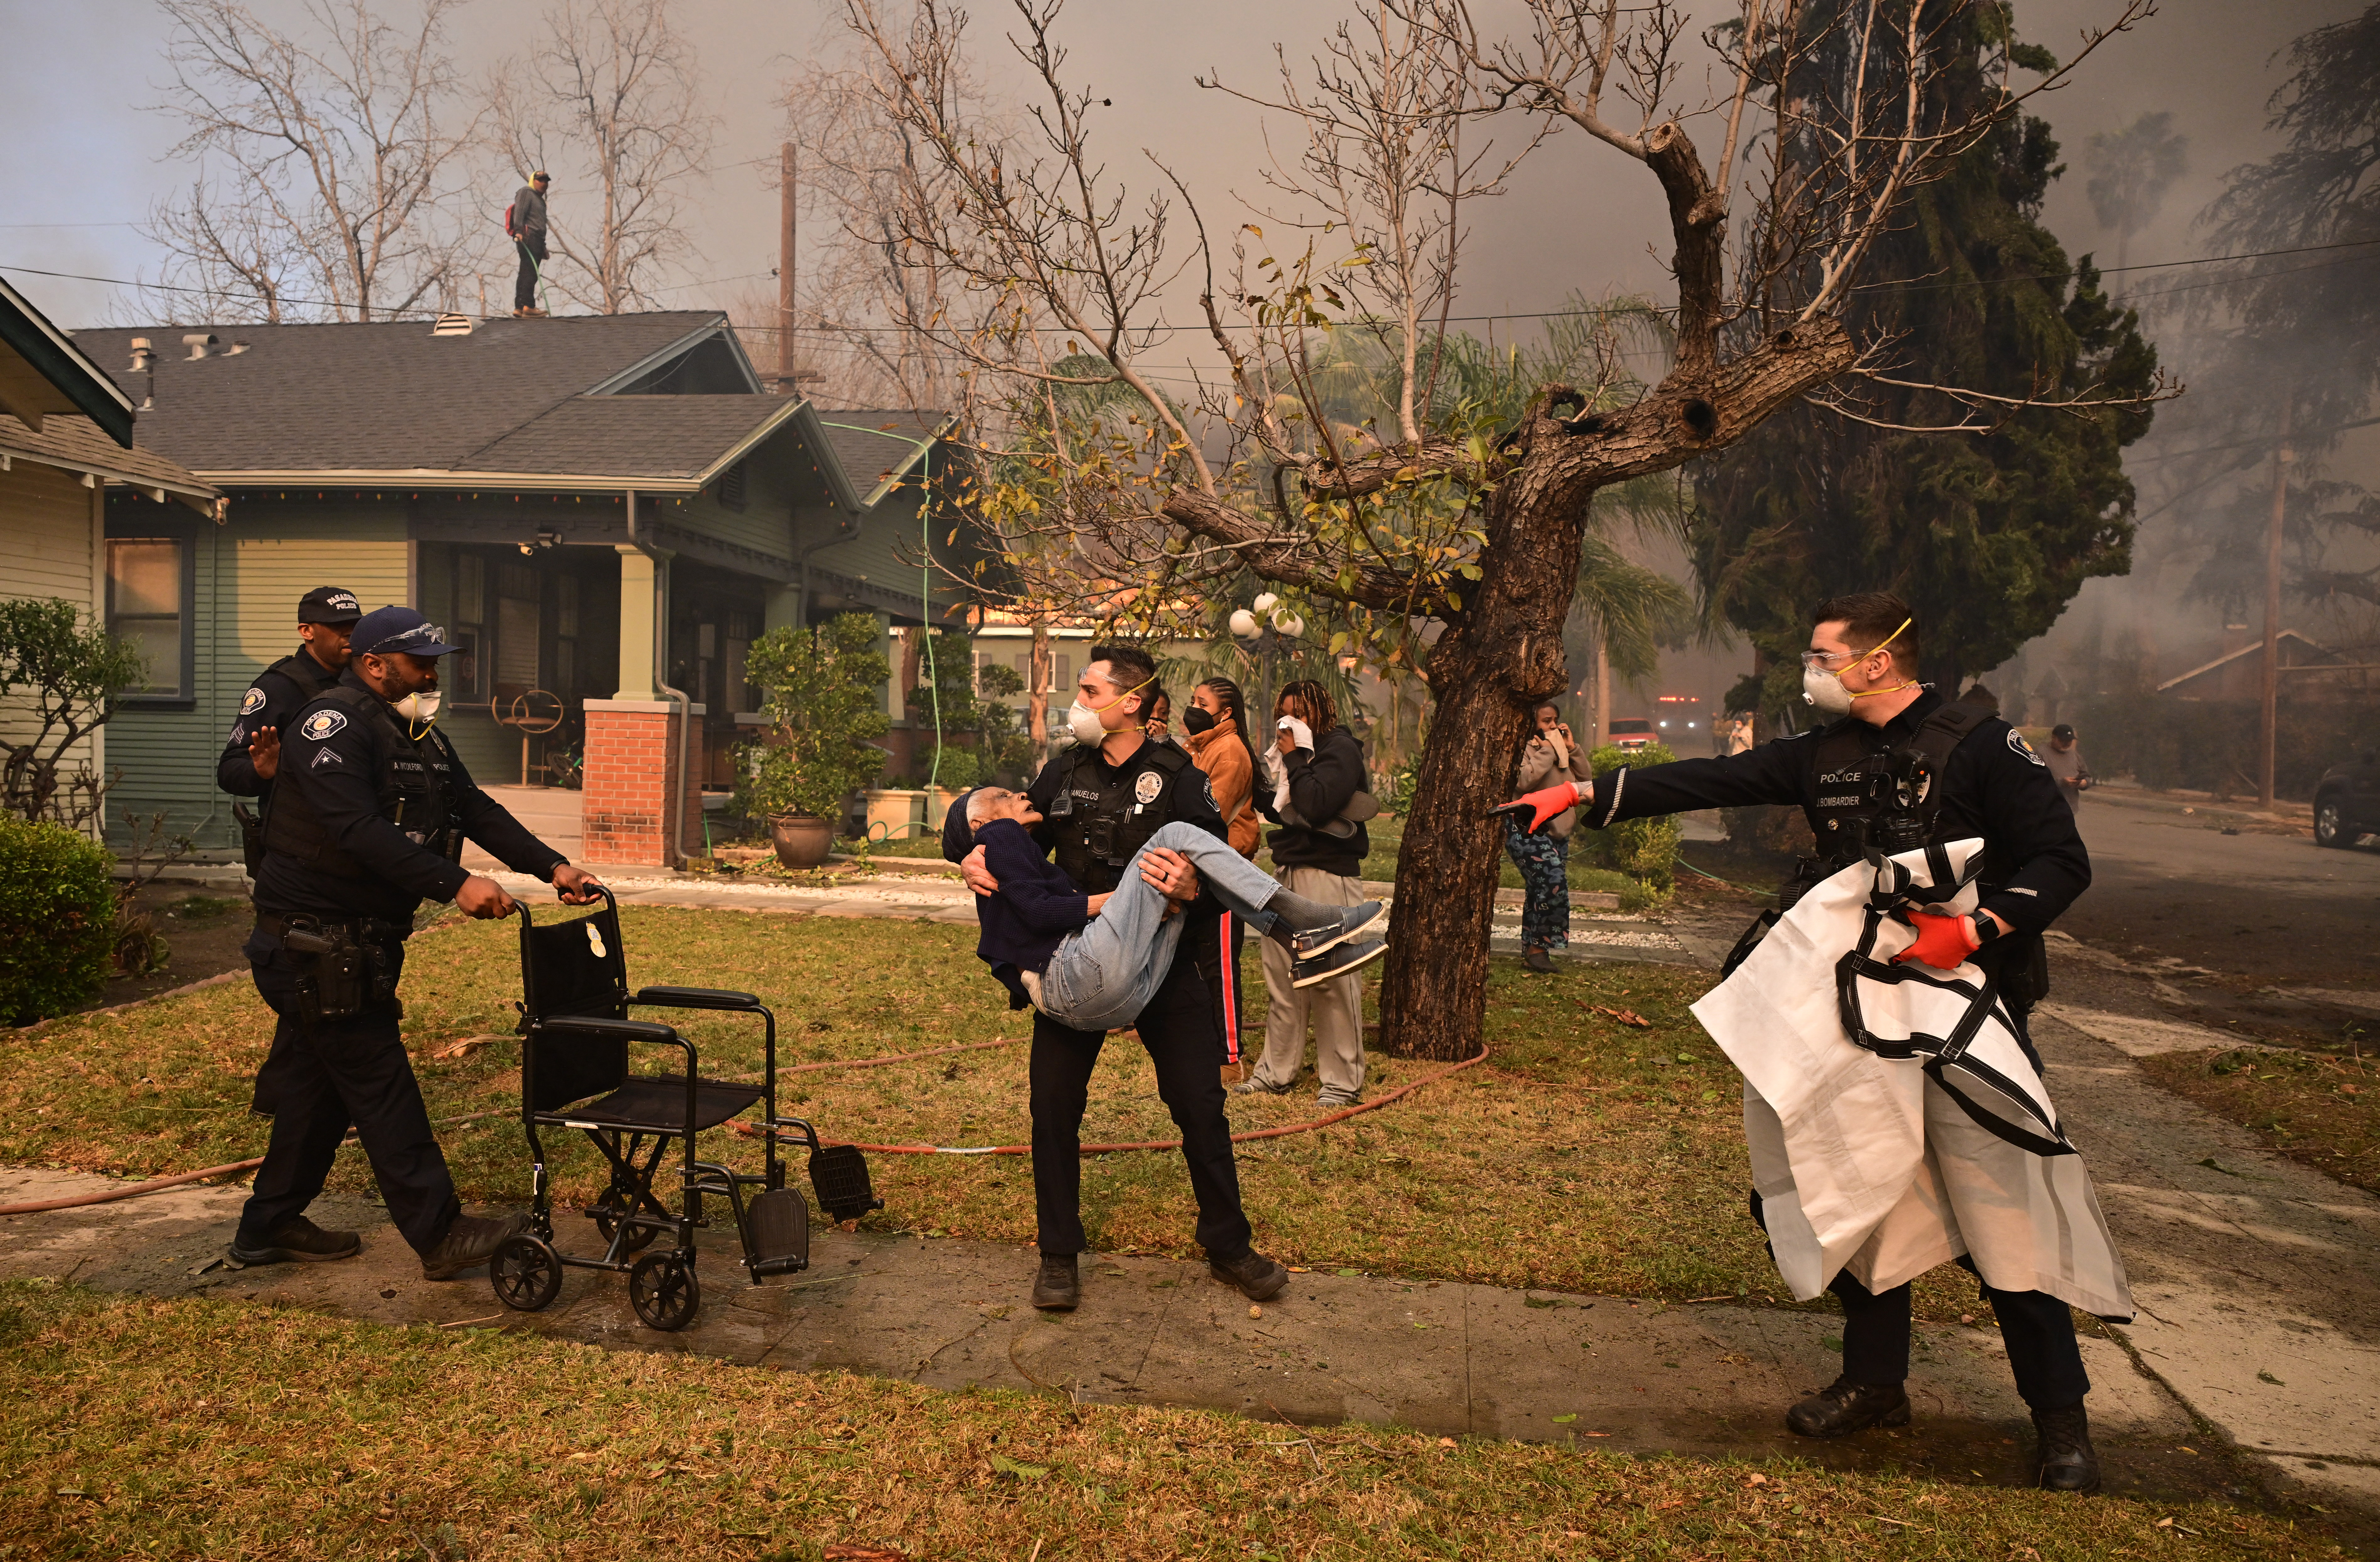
[
  {"x1": 298, "y1": 586, "x2": 363, "y2": 624},
  {"x1": 351, "y1": 606, "x2": 460, "y2": 659}
]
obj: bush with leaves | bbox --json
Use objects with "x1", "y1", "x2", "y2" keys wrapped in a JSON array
[
  {"x1": 904, "y1": 629, "x2": 1035, "y2": 784},
  {"x1": 0, "y1": 597, "x2": 146, "y2": 830},
  {"x1": 1584, "y1": 743, "x2": 1684, "y2": 895},
  {"x1": 0, "y1": 814, "x2": 115, "y2": 1022},
  {"x1": 734, "y1": 614, "x2": 892, "y2": 821}
]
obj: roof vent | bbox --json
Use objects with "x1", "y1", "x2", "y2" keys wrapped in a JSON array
[
  {"x1": 225, "y1": 341, "x2": 250, "y2": 355},
  {"x1": 432, "y1": 313, "x2": 473, "y2": 337},
  {"x1": 182, "y1": 332, "x2": 218, "y2": 360},
  {"x1": 128, "y1": 338, "x2": 153, "y2": 372}
]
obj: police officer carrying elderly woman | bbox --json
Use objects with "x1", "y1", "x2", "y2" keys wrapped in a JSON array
[{"x1": 225, "y1": 603, "x2": 603, "y2": 1279}]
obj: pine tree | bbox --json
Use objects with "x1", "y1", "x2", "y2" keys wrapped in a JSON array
[{"x1": 1691, "y1": 7, "x2": 2160, "y2": 712}]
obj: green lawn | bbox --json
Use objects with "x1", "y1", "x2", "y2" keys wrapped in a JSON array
[
  {"x1": 6, "y1": 907, "x2": 1966, "y2": 1318},
  {"x1": 0, "y1": 1278, "x2": 2313, "y2": 1562}
]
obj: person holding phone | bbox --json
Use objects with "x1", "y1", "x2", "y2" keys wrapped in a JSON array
[{"x1": 1508, "y1": 701, "x2": 1588, "y2": 973}]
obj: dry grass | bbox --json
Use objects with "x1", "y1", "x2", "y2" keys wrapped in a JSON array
[
  {"x1": 2136, "y1": 1046, "x2": 2380, "y2": 1194},
  {"x1": 0, "y1": 907, "x2": 1960, "y2": 1317},
  {"x1": 0, "y1": 1278, "x2": 2322, "y2": 1562}
]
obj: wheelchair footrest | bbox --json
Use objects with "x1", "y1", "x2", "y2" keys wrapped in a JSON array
[
  {"x1": 810, "y1": 1144, "x2": 883, "y2": 1224},
  {"x1": 745, "y1": 1187, "x2": 810, "y2": 1276}
]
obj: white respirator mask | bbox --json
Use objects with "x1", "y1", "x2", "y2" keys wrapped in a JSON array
[
  {"x1": 394, "y1": 689, "x2": 443, "y2": 726},
  {"x1": 1062, "y1": 673, "x2": 1156, "y2": 746}
]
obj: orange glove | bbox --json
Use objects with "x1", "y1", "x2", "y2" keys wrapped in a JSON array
[
  {"x1": 1892, "y1": 910, "x2": 1981, "y2": 971},
  {"x1": 1488, "y1": 781, "x2": 1587, "y2": 834}
]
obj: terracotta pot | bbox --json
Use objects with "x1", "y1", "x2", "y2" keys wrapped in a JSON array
[{"x1": 769, "y1": 813, "x2": 835, "y2": 868}]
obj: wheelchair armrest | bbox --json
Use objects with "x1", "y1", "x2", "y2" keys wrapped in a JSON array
[
  {"x1": 530, "y1": 1015, "x2": 681, "y2": 1046},
  {"x1": 631, "y1": 985, "x2": 763, "y2": 1012}
]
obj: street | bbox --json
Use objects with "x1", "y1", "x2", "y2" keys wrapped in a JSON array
[{"x1": 2061, "y1": 791, "x2": 2380, "y2": 990}]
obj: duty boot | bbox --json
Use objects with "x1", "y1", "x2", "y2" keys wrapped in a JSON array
[
  {"x1": 1032, "y1": 1253, "x2": 1080, "y2": 1311},
  {"x1": 1524, "y1": 948, "x2": 1557, "y2": 974},
  {"x1": 228, "y1": 1215, "x2": 361, "y2": 1266},
  {"x1": 419, "y1": 1211, "x2": 529, "y2": 1280},
  {"x1": 1209, "y1": 1248, "x2": 1289, "y2": 1302},
  {"x1": 2032, "y1": 1403, "x2": 2102, "y2": 1493},
  {"x1": 1785, "y1": 1376, "x2": 1911, "y2": 1438}
]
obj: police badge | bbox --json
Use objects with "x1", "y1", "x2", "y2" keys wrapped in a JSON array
[
  {"x1": 301, "y1": 709, "x2": 349, "y2": 740},
  {"x1": 239, "y1": 687, "x2": 267, "y2": 716},
  {"x1": 1134, "y1": 770, "x2": 1165, "y2": 805}
]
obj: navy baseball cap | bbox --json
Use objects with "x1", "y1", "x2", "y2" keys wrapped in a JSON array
[
  {"x1": 298, "y1": 586, "x2": 362, "y2": 624},
  {"x1": 350, "y1": 606, "x2": 460, "y2": 659},
  {"x1": 941, "y1": 789, "x2": 980, "y2": 861}
]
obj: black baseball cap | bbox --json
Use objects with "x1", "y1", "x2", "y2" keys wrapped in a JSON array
[
  {"x1": 350, "y1": 606, "x2": 460, "y2": 659},
  {"x1": 298, "y1": 586, "x2": 363, "y2": 624},
  {"x1": 2051, "y1": 724, "x2": 2076, "y2": 741}
]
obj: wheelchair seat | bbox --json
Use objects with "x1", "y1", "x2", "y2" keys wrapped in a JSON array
[{"x1": 551, "y1": 1075, "x2": 765, "y2": 1134}]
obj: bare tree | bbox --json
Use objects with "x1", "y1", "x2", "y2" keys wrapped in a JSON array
[
  {"x1": 489, "y1": 0, "x2": 715, "y2": 314},
  {"x1": 142, "y1": 0, "x2": 483, "y2": 323},
  {"x1": 846, "y1": 0, "x2": 2156, "y2": 1062}
]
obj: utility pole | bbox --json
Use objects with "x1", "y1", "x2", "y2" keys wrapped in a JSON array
[
  {"x1": 2259, "y1": 395, "x2": 2293, "y2": 812},
  {"x1": 776, "y1": 141, "x2": 797, "y2": 393}
]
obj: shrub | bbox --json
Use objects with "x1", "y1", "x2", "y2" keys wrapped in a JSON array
[
  {"x1": 919, "y1": 744, "x2": 983, "y2": 790},
  {"x1": 0, "y1": 815, "x2": 115, "y2": 1022},
  {"x1": 735, "y1": 614, "x2": 893, "y2": 820},
  {"x1": 1584, "y1": 742, "x2": 1683, "y2": 894}
]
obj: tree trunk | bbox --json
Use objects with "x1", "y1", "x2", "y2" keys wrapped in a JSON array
[
  {"x1": 1379, "y1": 420, "x2": 1603, "y2": 1062},
  {"x1": 1028, "y1": 622, "x2": 1051, "y2": 755}
]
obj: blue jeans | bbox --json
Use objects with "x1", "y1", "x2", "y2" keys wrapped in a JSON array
[{"x1": 1037, "y1": 822, "x2": 1286, "y2": 1032}]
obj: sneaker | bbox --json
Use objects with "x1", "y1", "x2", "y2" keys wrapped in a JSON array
[
  {"x1": 1031, "y1": 1253, "x2": 1080, "y2": 1311},
  {"x1": 1523, "y1": 948, "x2": 1556, "y2": 974},
  {"x1": 1283, "y1": 902, "x2": 1386, "y2": 961},
  {"x1": 228, "y1": 1215, "x2": 361, "y2": 1266},
  {"x1": 1292, "y1": 936, "x2": 1387, "y2": 990},
  {"x1": 2032, "y1": 1403, "x2": 2101, "y2": 1493},
  {"x1": 1229, "y1": 1075, "x2": 1295, "y2": 1096},
  {"x1": 420, "y1": 1211, "x2": 531, "y2": 1281},
  {"x1": 1208, "y1": 1248, "x2": 1289, "y2": 1302},
  {"x1": 1315, "y1": 1088, "x2": 1363, "y2": 1111},
  {"x1": 1785, "y1": 1376, "x2": 1911, "y2": 1438}
]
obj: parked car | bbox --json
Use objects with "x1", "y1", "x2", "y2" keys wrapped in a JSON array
[
  {"x1": 1607, "y1": 717, "x2": 1658, "y2": 752},
  {"x1": 2314, "y1": 744, "x2": 2379, "y2": 848}
]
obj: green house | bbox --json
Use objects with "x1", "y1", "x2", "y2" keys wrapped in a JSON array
[{"x1": 73, "y1": 312, "x2": 969, "y2": 865}]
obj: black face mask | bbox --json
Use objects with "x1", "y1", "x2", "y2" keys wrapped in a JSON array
[{"x1": 1182, "y1": 707, "x2": 1218, "y2": 736}]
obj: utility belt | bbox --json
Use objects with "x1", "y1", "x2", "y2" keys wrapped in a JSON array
[
  {"x1": 257, "y1": 912, "x2": 408, "y2": 1025},
  {"x1": 233, "y1": 800, "x2": 266, "y2": 878}
]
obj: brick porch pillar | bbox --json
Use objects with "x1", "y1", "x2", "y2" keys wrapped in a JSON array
[{"x1": 581, "y1": 538, "x2": 700, "y2": 868}]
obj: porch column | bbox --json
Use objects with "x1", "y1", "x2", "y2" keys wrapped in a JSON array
[{"x1": 582, "y1": 540, "x2": 686, "y2": 867}]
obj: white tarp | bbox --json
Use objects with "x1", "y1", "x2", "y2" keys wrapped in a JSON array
[{"x1": 1691, "y1": 838, "x2": 2133, "y2": 1321}]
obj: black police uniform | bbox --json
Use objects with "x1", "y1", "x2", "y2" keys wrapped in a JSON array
[
  {"x1": 237, "y1": 669, "x2": 569, "y2": 1257},
  {"x1": 1015, "y1": 734, "x2": 1255, "y2": 1260},
  {"x1": 1587, "y1": 687, "x2": 2095, "y2": 1409},
  {"x1": 222, "y1": 644, "x2": 351, "y2": 889}
]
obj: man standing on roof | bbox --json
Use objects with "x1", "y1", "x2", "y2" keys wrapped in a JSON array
[
  {"x1": 509, "y1": 170, "x2": 550, "y2": 318},
  {"x1": 219, "y1": 586, "x2": 364, "y2": 881}
]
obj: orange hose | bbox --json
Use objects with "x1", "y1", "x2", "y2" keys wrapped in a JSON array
[{"x1": 0, "y1": 1158, "x2": 266, "y2": 1217}]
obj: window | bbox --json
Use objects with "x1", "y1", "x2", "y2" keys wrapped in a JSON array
[
  {"x1": 451, "y1": 552, "x2": 487, "y2": 697},
  {"x1": 106, "y1": 537, "x2": 191, "y2": 699}
]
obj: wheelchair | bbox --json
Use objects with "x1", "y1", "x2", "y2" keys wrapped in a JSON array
[{"x1": 487, "y1": 888, "x2": 881, "y2": 1331}]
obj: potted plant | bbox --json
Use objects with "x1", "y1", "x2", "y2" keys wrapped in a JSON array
[{"x1": 735, "y1": 613, "x2": 893, "y2": 868}]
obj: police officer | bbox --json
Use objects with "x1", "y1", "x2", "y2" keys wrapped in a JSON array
[
  {"x1": 219, "y1": 585, "x2": 364, "y2": 875},
  {"x1": 231, "y1": 606, "x2": 606, "y2": 1279},
  {"x1": 1498, "y1": 591, "x2": 2101, "y2": 1491},
  {"x1": 952, "y1": 643, "x2": 1288, "y2": 1312}
]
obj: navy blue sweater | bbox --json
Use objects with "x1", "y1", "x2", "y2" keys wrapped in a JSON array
[{"x1": 969, "y1": 817, "x2": 1092, "y2": 1007}]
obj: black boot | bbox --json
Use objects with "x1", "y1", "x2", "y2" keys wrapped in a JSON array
[
  {"x1": 228, "y1": 1215, "x2": 361, "y2": 1266},
  {"x1": 1785, "y1": 1376, "x2": 1911, "y2": 1437},
  {"x1": 1209, "y1": 1248, "x2": 1289, "y2": 1301},
  {"x1": 2032, "y1": 1403, "x2": 2102, "y2": 1493},
  {"x1": 1032, "y1": 1253, "x2": 1080, "y2": 1310},
  {"x1": 420, "y1": 1211, "x2": 529, "y2": 1280}
]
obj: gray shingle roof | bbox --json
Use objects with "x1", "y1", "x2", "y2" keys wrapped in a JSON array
[
  {"x1": 460, "y1": 394, "x2": 795, "y2": 479},
  {"x1": 70, "y1": 312, "x2": 737, "y2": 476},
  {"x1": 811, "y1": 409, "x2": 952, "y2": 502}
]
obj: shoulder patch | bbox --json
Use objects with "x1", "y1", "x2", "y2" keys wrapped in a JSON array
[
  {"x1": 239, "y1": 687, "x2": 267, "y2": 716},
  {"x1": 300, "y1": 708, "x2": 349, "y2": 741},
  {"x1": 1200, "y1": 772, "x2": 1217, "y2": 811},
  {"x1": 228, "y1": 722, "x2": 247, "y2": 745},
  {"x1": 1134, "y1": 770, "x2": 1166, "y2": 805},
  {"x1": 2007, "y1": 730, "x2": 2045, "y2": 766}
]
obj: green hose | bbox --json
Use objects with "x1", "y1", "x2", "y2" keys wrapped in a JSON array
[{"x1": 816, "y1": 420, "x2": 941, "y2": 792}]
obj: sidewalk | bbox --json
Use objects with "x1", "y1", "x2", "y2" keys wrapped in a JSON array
[{"x1": 7, "y1": 997, "x2": 2377, "y2": 1522}]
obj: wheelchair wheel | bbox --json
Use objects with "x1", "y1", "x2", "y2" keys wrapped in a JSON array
[
  {"x1": 592, "y1": 1200, "x2": 660, "y2": 1255},
  {"x1": 490, "y1": 1234, "x2": 563, "y2": 1312},
  {"x1": 628, "y1": 1253, "x2": 701, "y2": 1332}
]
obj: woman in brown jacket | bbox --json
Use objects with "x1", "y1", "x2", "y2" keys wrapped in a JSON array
[{"x1": 1185, "y1": 677, "x2": 1260, "y2": 1064}]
